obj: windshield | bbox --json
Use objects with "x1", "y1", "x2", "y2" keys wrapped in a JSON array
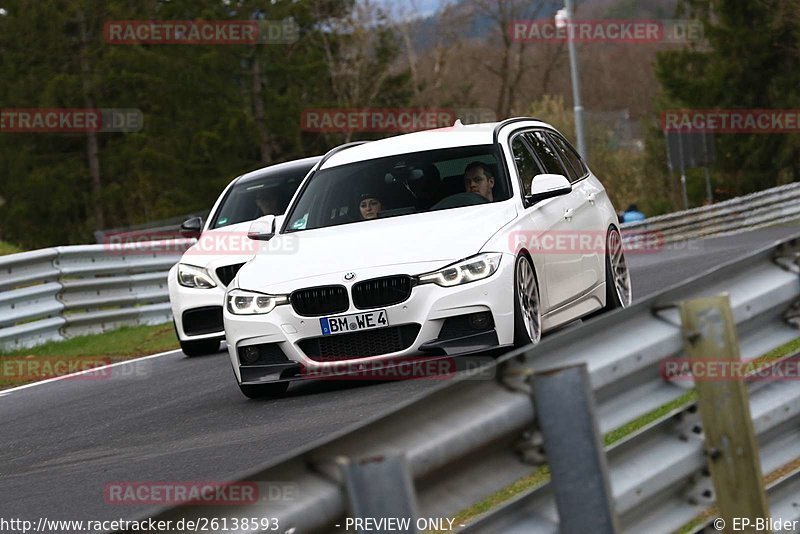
[
  {"x1": 211, "y1": 166, "x2": 312, "y2": 229},
  {"x1": 284, "y1": 145, "x2": 510, "y2": 233}
]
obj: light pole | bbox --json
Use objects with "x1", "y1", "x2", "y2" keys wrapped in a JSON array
[{"x1": 556, "y1": 2, "x2": 587, "y2": 160}]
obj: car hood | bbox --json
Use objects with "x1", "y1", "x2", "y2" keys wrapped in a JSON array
[
  {"x1": 237, "y1": 202, "x2": 517, "y2": 290},
  {"x1": 180, "y1": 221, "x2": 256, "y2": 269}
]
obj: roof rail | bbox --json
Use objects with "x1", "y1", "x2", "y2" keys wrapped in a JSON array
[
  {"x1": 319, "y1": 140, "x2": 372, "y2": 168},
  {"x1": 492, "y1": 117, "x2": 542, "y2": 144}
]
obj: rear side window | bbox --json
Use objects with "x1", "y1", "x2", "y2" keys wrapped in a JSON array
[
  {"x1": 548, "y1": 133, "x2": 587, "y2": 182},
  {"x1": 524, "y1": 131, "x2": 566, "y2": 177},
  {"x1": 510, "y1": 134, "x2": 544, "y2": 195}
]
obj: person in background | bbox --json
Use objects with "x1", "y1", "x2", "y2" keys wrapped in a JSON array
[
  {"x1": 622, "y1": 203, "x2": 646, "y2": 223},
  {"x1": 359, "y1": 193, "x2": 383, "y2": 220}
]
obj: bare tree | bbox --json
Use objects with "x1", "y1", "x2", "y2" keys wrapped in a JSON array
[
  {"x1": 312, "y1": 0, "x2": 400, "y2": 142},
  {"x1": 413, "y1": 0, "x2": 467, "y2": 97},
  {"x1": 536, "y1": 39, "x2": 566, "y2": 95},
  {"x1": 391, "y1": 0, "x2": 462, "y2": 99},
  {"x1": 77, "y1": 8, "x2": 104, "y2": 230},
  {"x1": 393, "y1": 0, "x2": 423, "y2": 98},
  {"x1": 247, "y1": 52, "x2": 277, "y2": 165},
  {"x1": 473, "y1": 0, "x2": 545, "y2": 118}
]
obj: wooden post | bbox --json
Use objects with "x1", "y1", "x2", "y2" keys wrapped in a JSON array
[{"x1": 679, "y1": 296, "x2": 770, "y2": 532}]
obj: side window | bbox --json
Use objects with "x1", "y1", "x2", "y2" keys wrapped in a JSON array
[
  {"x1": 548, "y1": 133, "x2": 587, "y2": 182},
  {"x1": 524, "y1": 131, "x2": 567, "y2": 177},
  {"x1": 510, "y1": 134, "x2": 543, "y2": 195}
]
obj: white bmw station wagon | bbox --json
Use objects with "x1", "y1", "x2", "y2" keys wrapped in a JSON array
[{"x1": 224, "y1": 118, "x2": 631, "y2": 398}]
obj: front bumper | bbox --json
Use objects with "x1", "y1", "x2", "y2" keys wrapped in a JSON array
[
  {"x1": 168, "y1": 264, "x2": 229, "y2": 342},
  {"x1": 224, "y1": 254, "x2": 516, "y2": 384},
  {"x1": 237, "y1": 349, "x2": 499, "y2": 385}
]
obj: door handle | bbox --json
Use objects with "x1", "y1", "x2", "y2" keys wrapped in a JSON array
[
  {"x1": 563, "y1": 208, "x2": 575, "y2": 221},
  {"x1": 586, "y1": 192, "x2": 598, "y2": 204}
]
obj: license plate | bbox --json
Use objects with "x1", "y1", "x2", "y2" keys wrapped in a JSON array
[{"x1": 320, "y1": 310, "x2": 388, "y2": 335}]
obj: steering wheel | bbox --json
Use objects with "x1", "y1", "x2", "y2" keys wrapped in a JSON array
[{"x1": 429, "y1": 192, "x2": 490, "y2": 211}]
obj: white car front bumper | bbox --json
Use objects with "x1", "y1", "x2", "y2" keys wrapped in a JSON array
[
  {"x1": 168, "y1": 263, "x2": 232, "y2": 342},
  {"x1": 223, "y1": 254, "x2": 516, "y2": 385}
]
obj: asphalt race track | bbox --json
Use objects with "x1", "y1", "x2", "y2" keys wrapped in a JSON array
[{"x1": 1, "y1": 225, "x2": 799, "y2": 524}]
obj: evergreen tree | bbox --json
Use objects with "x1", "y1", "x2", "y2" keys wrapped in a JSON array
[
  {"x1": 655, "y1": 0, "x2": 800, "y2": 198},
  {"x1": 0, "y1": 0, "x2": 411, "y2": 248}
]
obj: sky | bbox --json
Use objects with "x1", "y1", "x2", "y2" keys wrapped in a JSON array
[{"x1": 371, "y1": 0, "x2": 455, "y2": 19}]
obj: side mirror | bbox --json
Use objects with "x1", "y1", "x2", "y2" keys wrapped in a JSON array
[
  {"x1": 179, "y1": 217, "x2": 203, "y2": 238},
  {"x1": 527, "y1": 174, "x2": 572, "y2": 205},
  {"x1": 248, "y1": 214, "x2": 276, "y2": 241}
]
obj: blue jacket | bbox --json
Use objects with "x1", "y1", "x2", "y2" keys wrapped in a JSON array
[{"x1": 622, "y1": 210, "x2": 646, "y2": 223}]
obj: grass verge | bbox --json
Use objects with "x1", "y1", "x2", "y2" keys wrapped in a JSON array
[
  {"x1": 0, "y1": 241, "x2": 22, "y2": 256},
  {"x1": 0, "y1": 323, "x2": 179, "y2": 389}
]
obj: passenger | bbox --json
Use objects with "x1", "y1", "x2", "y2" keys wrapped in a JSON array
[
  {"x1": 359, "y1": 193, "x2": 383, "y2": 220},
  {"x1": 463, "y1": 162, "x2": 495, "y2": 202}
]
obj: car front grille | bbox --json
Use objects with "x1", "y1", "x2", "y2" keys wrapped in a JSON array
[
  {"x1": 352, "y1": 275, "x2": 413, "y2": 309},
  {"x1": 291, "y1": 285, "x2": 349, "y2": 317},
  {"x1": 182, "y1": 306, "x2": 223, "y2": 335},
  {"x1": 298, "y1": 324, "x2": 421, "y2": 361},
  {"x1": 216, "y1": 263, "x2": 245, "y2": 287}
]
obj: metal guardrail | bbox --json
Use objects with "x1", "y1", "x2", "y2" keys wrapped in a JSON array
[
  {"x1": 1, "y1": 181, "x2": 798, "y2": 352},
  {"x1": 128, "y1": 232, "x2": 800, "y2": 534},
  {"x1": 92, "y1": 212, "x2": 207, "y2": 244},
  {"x1": 622, "y1": 181, "x2": 800, "y2": 245},
  {"x1": 0, "y1": 240, "x2": 192, "y2": 350}
]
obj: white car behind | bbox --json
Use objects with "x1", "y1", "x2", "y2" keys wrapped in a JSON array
[{"x1": 167, "y1": 156, "x2": 320, "y2": 356}]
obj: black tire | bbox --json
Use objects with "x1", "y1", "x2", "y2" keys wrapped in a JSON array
[
  {"x1": 513, "y1": 254, "x2": 542, "y2": 348},
  {"x1": 180, "y1": 338, "x2": 221, "y2": 357},
  {"x1": 239, "y1": 382, "x2": 289, "y2": 399},
  {"x1": 604, "y1": 252, "x2": 623, "y2": 311}
]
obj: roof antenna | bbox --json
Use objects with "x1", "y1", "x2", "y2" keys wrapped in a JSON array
[{"x1": 453, "y1": 118, "x2": 463, "y2": 127}]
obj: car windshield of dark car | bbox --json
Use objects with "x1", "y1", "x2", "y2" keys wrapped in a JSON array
[
  {"x1": 211, "y1": 168, "x2": 310, "y2": 229},
  {"x1": 284, "y1": 145, "x2": 509, "y2": 232}
]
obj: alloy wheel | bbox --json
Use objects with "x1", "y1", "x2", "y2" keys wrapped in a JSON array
[
  {"x1": 516, "y1": 257, "x2": 542, "y2": 344},
  {"x1": 608, "y1": 229, "x2": 632, "y2": 307}
]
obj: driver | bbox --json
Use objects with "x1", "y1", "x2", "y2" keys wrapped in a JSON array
[
  {"x1": 463, "y1": 162, "x2": 495, "y2": 202},
  {"x1": 358, "y1": 193, "x2": 383, "y2": 220},
  {"x1": 255, "y1": 188, "x2": 281, "y2": 216}
]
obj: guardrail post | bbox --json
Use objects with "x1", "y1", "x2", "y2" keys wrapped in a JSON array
[
  {"x1": 337, "y1": 451, "x2": 419, "y2": 534},
  {"x1": 531, "y1": 363, "x2": 619, "y2": 533},
  {"x1": 678, "y1": 295, "x2": 771, "y2": 529}
]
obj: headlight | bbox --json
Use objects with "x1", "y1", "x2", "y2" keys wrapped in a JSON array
[
  {"x1": 417, "y1": 253, "x2": 502, "y2": 287},
  {"x1": 177, "y1": 264, "x2": 217, "y2": 289},
  {"x1": 226, "y1": 288, "x2": 289, "y2": 315}
]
